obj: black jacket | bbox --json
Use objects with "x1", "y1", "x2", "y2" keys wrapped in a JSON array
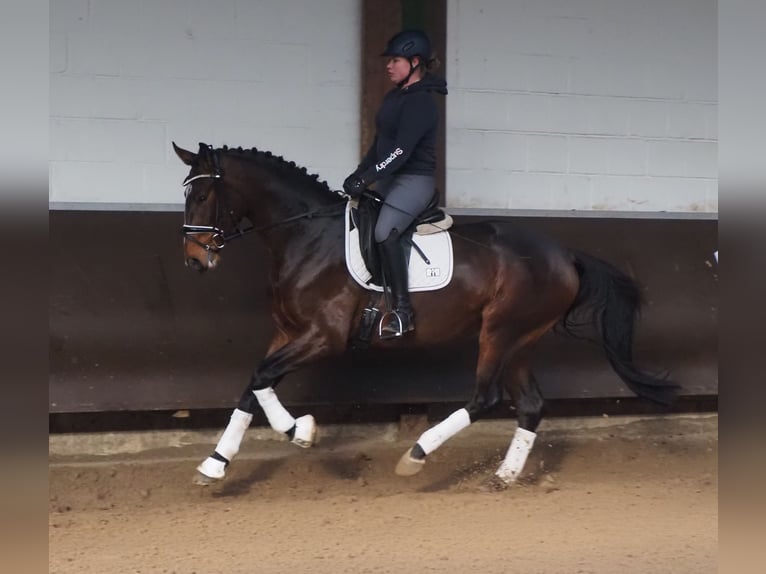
[{"x1": 356, "y1": 74, "x2": 448, "y2": 184}]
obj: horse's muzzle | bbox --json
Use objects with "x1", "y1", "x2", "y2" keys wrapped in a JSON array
[
  {"x1": 183, "y1": 233, "x2": 221, "y2": 272},
  {"x1": 186, "y1": 256, "x2": 207, "y2": 273}
]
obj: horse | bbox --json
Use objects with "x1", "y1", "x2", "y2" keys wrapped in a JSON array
[{"x1": 173, "y1": 141, "x2": 678, "y2": 487}]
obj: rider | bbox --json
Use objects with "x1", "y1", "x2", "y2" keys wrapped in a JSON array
[{"x1": 343, "y1": 29, "x2": 448, "y2": 338}]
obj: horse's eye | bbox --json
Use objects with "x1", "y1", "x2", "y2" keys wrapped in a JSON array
[{"x1": 197, "y1": 194, "x2": 207, "y2": 203}]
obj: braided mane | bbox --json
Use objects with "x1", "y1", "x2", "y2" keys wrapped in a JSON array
[{"x1": 218, "y1": 144, "x2": 335, "y2": 196}]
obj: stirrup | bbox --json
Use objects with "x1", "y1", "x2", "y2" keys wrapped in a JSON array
[{"x1": 379, "y1": 309, "x2": 414, "y2": 339}]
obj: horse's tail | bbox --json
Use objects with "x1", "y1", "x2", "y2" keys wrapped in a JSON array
[{"x1": 560, "y1": 250, "x2": 679, "y2": 406}]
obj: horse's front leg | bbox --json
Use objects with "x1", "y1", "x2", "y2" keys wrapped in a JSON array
[{"x1": 195, "y1": 328, "x2": 334, "y2": 485}]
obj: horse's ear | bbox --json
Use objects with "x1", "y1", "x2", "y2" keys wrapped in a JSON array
[{"x1": 172, "y1": 141, "x2": 197, "y2": 166}]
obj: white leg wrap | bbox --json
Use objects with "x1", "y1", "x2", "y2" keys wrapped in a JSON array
[
  {"x1": 496, "y1": 427, "x2": 537, "y2": 483},
  {"x1": 253, "y1": 387, "x2": 296, "y2": 433},
  {"x1": 417, "y1": 408, "x2": 472, "y2": 455},
  {"x1": 214, "y1": 408, "x2": 253, "y2": 460},
  {"x1": 196, "y1": 409, "x2": 253, "y2": 480}
]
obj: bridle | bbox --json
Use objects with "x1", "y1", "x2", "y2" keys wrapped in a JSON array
[
  {"x1": 181, "y1": 150, "x2": 346, "y2": 255},
  {"x1": 181, "y1": 172, "x2": 250, "y2": 253}
]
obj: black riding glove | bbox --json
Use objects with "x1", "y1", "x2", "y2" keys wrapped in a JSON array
[{"x1": 342, "y1": 173, "x2": 366, "y2": 199}]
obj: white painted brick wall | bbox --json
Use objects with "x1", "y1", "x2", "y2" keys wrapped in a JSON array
[
  {"x1": 49, "y1": 0, "x2": 360, "y2": 207},
  {"x1": 50, "y1": 0, "x2": 717, "y2": 214},
  {"x1": 447, "y1": 0, "x2": 717, "y2": 213}
]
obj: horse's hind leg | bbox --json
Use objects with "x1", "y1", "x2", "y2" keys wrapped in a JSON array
[
  {"x1": 395, "y1": 327, "x2": 508, "y2": 477},
  {"x1": 495, "y1": 365, "x2": 544, "y2": 484}
]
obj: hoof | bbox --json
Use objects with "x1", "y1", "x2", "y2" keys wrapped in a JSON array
[
  {"x1": 193, "y1": 471, "x2": 222, "y2": 486},
  {"x1": 291, "y1": 414, "x2": 317, "y2": 448},
  {"x1": 495, "y1": 464, "x2": 522, "y2": 486},
  {"x1": 479, "y1": 474, "x2": 512, "y2": 493},
  {"x1": 395, "y1": 447, "x2": 426, "y2": 476},
  {"x1": 194, "y1": 457, "x2": 226, "y2": 485}
]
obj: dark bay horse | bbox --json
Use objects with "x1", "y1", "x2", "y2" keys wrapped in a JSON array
[{"x1": 174, "y1": 141, "x2": 677, "y2": 486}]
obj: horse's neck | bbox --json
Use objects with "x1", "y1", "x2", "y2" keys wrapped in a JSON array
[
  {"x1": 238, "y1": 163, "x2": 340, "y2": 263},
  {"x1": 265, "y1": 211, "x2": 343, "y2": 291},
  {"x1": 238, "y1": 160, "x2": 330, "y2": 223}
]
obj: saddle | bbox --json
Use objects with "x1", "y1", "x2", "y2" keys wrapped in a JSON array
[{"x1": 352, "y1": 190, "x2": 453, "y2": 285}]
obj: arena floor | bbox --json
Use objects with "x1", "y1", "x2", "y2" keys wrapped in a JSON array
[{"x1": 49, "y1": 413, "x2": 717, "y2": 573}]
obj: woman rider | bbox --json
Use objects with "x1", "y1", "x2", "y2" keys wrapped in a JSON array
[{"x1": 343, "y1": 29, "x2": 447, "y2": 339}]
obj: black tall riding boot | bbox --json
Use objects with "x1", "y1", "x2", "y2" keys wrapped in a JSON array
[{"x1": 379, "y1": 232, "x2": 414, "y2": 338}]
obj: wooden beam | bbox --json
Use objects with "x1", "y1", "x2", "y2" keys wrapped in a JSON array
[
  {"x1": 360, "y1": 1, "x2": 402, "y2": 159},
  {"x1": 423, "y1": 0, "x2": 447, "y2": 206}
]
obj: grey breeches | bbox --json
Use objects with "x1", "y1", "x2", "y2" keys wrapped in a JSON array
[{"x1": 374, "y1": 174, "x2": 435, "y2": 243}]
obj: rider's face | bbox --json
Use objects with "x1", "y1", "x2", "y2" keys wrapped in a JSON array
[{"x1": 386, "y1": 56, "x2": 418, "y2": 85}]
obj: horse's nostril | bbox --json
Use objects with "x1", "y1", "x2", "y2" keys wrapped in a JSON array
[{"x1": 186, "y1": 257, "x2": 205, "y2": 272}]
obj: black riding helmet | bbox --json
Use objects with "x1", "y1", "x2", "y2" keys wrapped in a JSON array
[{"x1": 382, "y1": 29, "x2": 431, "y2": 60}]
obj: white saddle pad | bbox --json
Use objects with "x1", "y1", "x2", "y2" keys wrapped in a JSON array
[{"x1": 344, "y1": 202, "x2": 453, "y2": 292}]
